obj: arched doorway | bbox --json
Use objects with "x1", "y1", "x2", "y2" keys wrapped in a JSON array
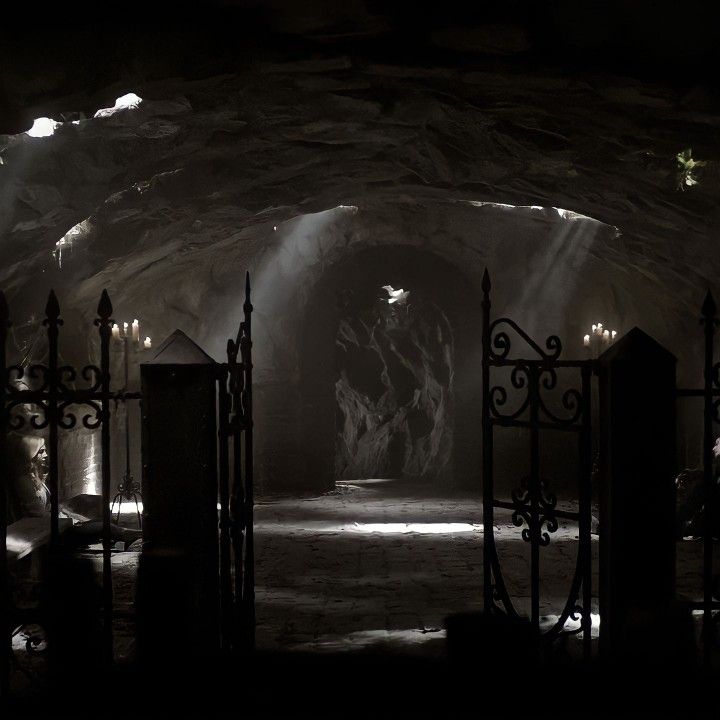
[{"x1": 298, "y1": 245, "x2": 483, "y2": 492}]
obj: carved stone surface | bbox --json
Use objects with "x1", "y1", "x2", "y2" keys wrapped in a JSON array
[{"x1": 335, "y1": 297, "x2": 453, "y2": 482}]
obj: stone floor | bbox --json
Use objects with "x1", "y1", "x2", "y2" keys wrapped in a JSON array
[
  {"x1": 10, "y1": 477, "x2": 719, "y2": 686},
  {"x1": 252, "y1": 478, "x2": 598, "y2": 657}
]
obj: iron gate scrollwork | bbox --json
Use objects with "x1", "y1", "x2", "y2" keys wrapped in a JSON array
[
  {"x1": 0, "y1": 288, "x2": 117, "y2": 694},
  {"x1": 0, "y1": 276, "x2": 256, "y2": 697},
  {"x1": 481, "y1": 270, "x2": 593, "y2": 657}
]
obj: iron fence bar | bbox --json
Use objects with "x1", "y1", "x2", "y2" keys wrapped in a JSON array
[
  {"x1": 529, "y1": 364, "x2": 541, "y2": 631},
  {"x1": 0, "y1": 390, "x2": 142, "y2": 404},
  {"x1": 676, "y1": 388, "x2": 720, "y2": 397},
  {"x1": 240, "y1": 272, "x2": 255, "y2": 650},
  {"x1": 96, "y1": 290, "x2": 114, "y2": 664},
  {"x1": 44, "y1": 291, "x2": 61, "y2": 548},
  {"x1": 489, "y1": 359, "x2": 594, "y2": 369},
  {"x1": 227, "y1": 337, "x2": 245, "y2": 652},
  {"x1": 0, "y1": 292, "x2": 9, "y2": 699},
  {"x1": 217, "y1": 362, "x2": 233, "y2": 652},
  {"x1": 113, "y1": 392, "x2": 142, "y2": 401},
  {"x1": 579, "y1": 363, "x2": 593, "y2": 659},
  {"x1": 481, "y1": 271, "x2": 519, "y2": 617},
  {"x1": 231, "y1": 427, "x2": 244, "y2": 650},
  {"x1": 701, "y1": 291, "x2": 717, "y2": 668},
  {"x1": 493, "y1": 500, "x2": 580, "y2": 522},
  {"x1": 122, "y1": 337, "x2": 132, "y2": 488},
  {"x1": 490, "y1": 418, "x2": 584, "y2": 433},
  {"x1": 482, "y1": 270, "x2": 494, "y2": 612}
]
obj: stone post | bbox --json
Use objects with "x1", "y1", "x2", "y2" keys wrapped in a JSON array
[
  {"x1": 138, "y1": 330, "x2": 220, "y2": 661},
  {"x1": 597, "y1": 328, "x2": 678, "y2": 661}
]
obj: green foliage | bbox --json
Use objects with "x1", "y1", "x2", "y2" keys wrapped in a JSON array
[{"x1": 676, "y1": 148, "x2": 706, "y2": 191}]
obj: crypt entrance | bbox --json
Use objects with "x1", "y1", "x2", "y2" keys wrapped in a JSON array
[
  {"x1": 238, "y1": 200, "x2": 616, "y2": 653},
  {"x1": 250, "y1": 244, "x2": 490, "y2": 653},
  {"x1": 300, "y1": 245, "x2": 483, "y2": 493}
]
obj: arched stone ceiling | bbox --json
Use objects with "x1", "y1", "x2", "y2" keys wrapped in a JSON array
[{"x1": 1, "y1": 58, "x2": 719, "y2": 379}]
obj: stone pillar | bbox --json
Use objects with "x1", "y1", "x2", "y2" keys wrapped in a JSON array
[
  {"x1": 597, "y1": 328, "x2": 677, "y2": 661},
  {"x1": 138, "y1": 330, "x2": 219, "y2": 660}
]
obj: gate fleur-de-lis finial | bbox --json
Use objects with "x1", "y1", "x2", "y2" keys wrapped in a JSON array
[
  {"x1": 0, "y1": 289, "x2": 9, "y2": 326},
  {"x1": 97, "y1": 289, "x2": 113, "y2": 321},
  {"x1": 244, "y1": 271, "x2": 253, "y2": 314},
  {"x1": 482, "y1": 268, "x2": 491, "y2": 294},
  {"x1": 701, "y1": 290, "x2": 717, "y2": 326},
  {"x1": 45, "y1": 289, "x2": 60, "y2": 321}
]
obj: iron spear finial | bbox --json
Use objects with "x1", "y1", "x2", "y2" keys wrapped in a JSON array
[
  {"x1": 482, "y1": 268, "x2": 491, "y2": 294},
  {"x1": 0, "y1": 290, "x2": 8, "y2": 323},
  {"x1": 45, "y1": 289, "x2": 60, "y2": 320},
  {"x1": 97, "y1": 289, "x2": 113, "y2": 320},
  {"x1": 702, "y1": 290, "x2": 717, "y2": 319},
  {"x1": 244, "y1": 271, "x2": 253, "y2": 314}
]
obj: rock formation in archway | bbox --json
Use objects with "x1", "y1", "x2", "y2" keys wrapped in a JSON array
[{"x1": 335, "y1": 294, "x2": 453, "y2": 482}]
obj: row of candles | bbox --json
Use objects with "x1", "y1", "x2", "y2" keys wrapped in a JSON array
[
  {"x1": 111, "y1": 318, "x2": 152, "y2": 349},
  {"x1": 583, "y1": 322, "x2": 617, "y2": 348}
]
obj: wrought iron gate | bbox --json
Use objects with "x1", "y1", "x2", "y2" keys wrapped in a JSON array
[
  {"x1": 0, "y1": 273, "x2": 255, "y2": 696},
  {"x1": 481, "y1": 270, "x2": 594, "y2": 657},
  {"x1": 0, "y1": 289, "x2": 117, "y2": 694}
]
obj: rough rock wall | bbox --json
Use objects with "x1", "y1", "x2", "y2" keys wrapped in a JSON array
[
  {"x1": 1, "y1": 58, "x2": 719, "y2": 491},
  {"x1": 334, "y1": 298, "x2": 453, "y2": 482}
]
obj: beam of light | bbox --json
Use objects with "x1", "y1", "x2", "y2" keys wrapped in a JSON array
[
  {"x1": 93, "y1": 92, "x2": 143, "y2": 118},
  {"x1": 83, "y1": 431, "x2": 99, "y2": 495},
  {"x1": 114, "y1": 93, "x2": 142, "y2": 109},
  {"x1": 466, "y1": 200, "x2": 599, "y2": 224},
  {"x1": 54, "y1": 217, "x2": 92, "y2": 268},
  {"x1": 348, "y1": 522, "x2": 482, "y2": 534},
  {"x1": 110, "y1": 501, "x2": 144, "y2": 514},
  {"x1": 337, "y1": 478, "x2": 396, "y2": 486},
  {"x1": 6, "y1": 532, "x2": 31, "y2": 556},
  {"x1": 110, "y1": 501, "x2": 229, "y2": 514},
  {"x1": 204, "y1": 204, "x2": 358, "y2": 359},
  {"x1": 540, "y1": 612, "x2": 600, "y2": 637},
  {"x1": 312, "y1": 628, "x2": 446, "y2": 651},
  {"x1": 252, "y1": 520, "x2": 483, "y2": 535},
  {"x1": 25, "y1": 117, "x2": 59, "y2": 137}
]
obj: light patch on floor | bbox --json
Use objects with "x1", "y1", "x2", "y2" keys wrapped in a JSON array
[{"x1": 347, "y1": 522, "x2": 482, "y2": 534}]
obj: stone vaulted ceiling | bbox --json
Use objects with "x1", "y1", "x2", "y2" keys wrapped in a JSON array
[{"x1": 1, "y1": 5, "x2": 720, "y2": 392}]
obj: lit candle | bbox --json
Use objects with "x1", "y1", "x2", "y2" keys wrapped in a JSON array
[
  {"x1": 143, "y1": 336, "x2": 152, "y2": 350},
  {"x1": 583, "y1": 334, "x2": 590, "y2": 347},
  {"x1": 611, "y1": 330, "x2": 617, "y2": 341},
  {"x1": 112, "y1": 323, "x2": 120, "y2": 340},
  {"x1": 591, "y1": 324, "x2": 597, "y2": 334},
  {"x1": 123, "y1": 322, "x2": 128, "y2": 338},
  {"x1": 132, "y1": 319, "x2": 140, "y2": 343},
  {"x1": 603, "y1": 329, "x2": 610, "y2": 344},
  {"x1": 597, "y1": 323, "x2": 603, "y2": 335}
]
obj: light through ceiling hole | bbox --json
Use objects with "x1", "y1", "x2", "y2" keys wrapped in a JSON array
[{"x1": 26, "y1": 117, "x2": 59, "y2": 137}]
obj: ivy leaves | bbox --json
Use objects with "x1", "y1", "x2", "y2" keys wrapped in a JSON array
[{"x1": 676, "y1": 148, "x2": 706, "y2": 190}]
